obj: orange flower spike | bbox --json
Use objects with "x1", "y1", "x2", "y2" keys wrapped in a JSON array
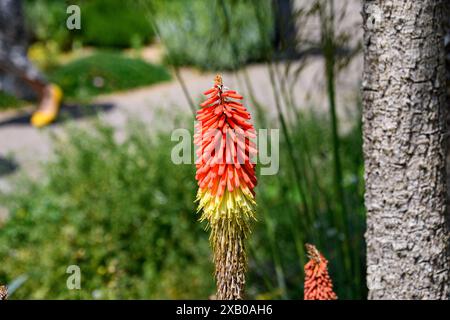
[
  {"x1": 195, "y1": 75, "x2": 257, "y2": 300},
  {"x1": 195, "y1": 74, "x2": 257, "y2": 208},
  {"x1": 304, "y1": 244, "x2": 338, "y2": 300}
]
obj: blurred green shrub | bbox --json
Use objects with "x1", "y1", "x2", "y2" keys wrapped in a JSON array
[
  {"x1": 24, "y1": 0, "x2": 72, "y2": 49},
  {"x1": 24, "y1": 0, "x2": 154, "y2": 49},
  {"x1": 49, "y1": 51, "x2": 170, "y2": 100},
  {"x1": 0, "y1": 110, "x2": 366, "y2": 299},
  {"x1": 152, "y1": 0, "x2": 274, "y2": 70},
  {"x1": 79, "y1": 0, "x2": 153, "y2": 48},
  {"x1": 0, "y1": 122, "x2": 214, "y2": 299}
]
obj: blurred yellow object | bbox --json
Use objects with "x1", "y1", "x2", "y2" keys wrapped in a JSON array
[{"x1": 31, "y1": 84, "x2": 63, "y2": 128}]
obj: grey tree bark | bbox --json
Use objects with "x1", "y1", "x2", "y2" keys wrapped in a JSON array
[{"x1": 362, "y1": 0, "x2": 450, "y2": 299}]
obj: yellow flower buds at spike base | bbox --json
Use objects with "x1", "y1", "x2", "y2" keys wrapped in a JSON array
[{"x1": 195, "y1": 75, "x2": 257, "y2": 299}]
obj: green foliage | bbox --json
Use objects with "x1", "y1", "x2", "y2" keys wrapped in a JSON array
[
  {"x1": 1, "y1": 50, "x2": 169, "y2": 107},
  {"x1": 24, "y1": 0, "x2": 72, "y2": 49},
  {"x1": 0, "y1": 121, "x2": 214, "y2": 299},
  {"x1": 49, "y1": 52, "x2": 171, "y2": 101},
  {"x1": 153, "y1": 0, "x2": 274, "y2": 70},
  {"x1": 0, "y1": 110, "x2": 365, "y2": 299},
  {"x1": 24, "y1": 0, "x2": 154, "y2": 50}
]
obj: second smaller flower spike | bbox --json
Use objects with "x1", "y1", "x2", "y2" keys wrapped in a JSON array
[{"x1": 304, "y1": 244, "x2": 338, "y2": 300}]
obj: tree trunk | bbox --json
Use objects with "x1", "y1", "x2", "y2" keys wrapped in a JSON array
[
  {"x1": 362, "y1": 0, "x2": 450, "y2": 299},
  {"x1": 445, "y1": 7, "x2": 450, "y2": 208}
]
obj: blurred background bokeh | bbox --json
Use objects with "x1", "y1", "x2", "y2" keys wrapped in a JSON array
[{"x1": 0, "y1": 0, "x2": 366, "y2": 299}]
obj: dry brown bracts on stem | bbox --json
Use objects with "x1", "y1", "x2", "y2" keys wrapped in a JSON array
[{"x1": 195, "y1": 75, "x2": 257, "y2": 300}]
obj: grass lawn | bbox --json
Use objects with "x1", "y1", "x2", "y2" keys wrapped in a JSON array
[
  {"x1": 0, "y1": 110, "x2": 366, "y2": 299},
  {"x1": 49, "y1": 51, "x2": 171, "y2": 101}
]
